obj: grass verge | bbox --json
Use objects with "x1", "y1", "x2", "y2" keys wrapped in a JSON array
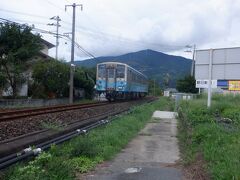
[
  {"x1": 177, "y1": 94, "x2": 240, "y2": 180},
  {"x1": 3, "y1": 97, "x2": 173, "y2": 180}
]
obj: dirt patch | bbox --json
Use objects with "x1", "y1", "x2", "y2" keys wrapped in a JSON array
[
  {"x1": 182, "y1": 153, "x2": 210, "y2": 180},
  {"x1": 138, "y1": 132, "x2": 152, "y2": 136}
]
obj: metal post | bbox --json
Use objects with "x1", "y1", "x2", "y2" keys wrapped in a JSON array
[
  {"x1": 207, "y1": 49, "x2": 213, "y2": 107},
  {"x1": 65, "y1": 3, "x2": 83, "y2": 104}
]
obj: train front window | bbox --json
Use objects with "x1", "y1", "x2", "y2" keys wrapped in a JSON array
[
  {"x1": 108, "y1": 68, "x2": 115, "y2": 78},
  {"x1": 98, "y1": 64, "x2": 106, "y2": 78},
  {"x1": 116, "y1": 65, "x2": 125, "y2": 78}
]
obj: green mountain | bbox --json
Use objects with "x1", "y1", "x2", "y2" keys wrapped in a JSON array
[{"x1": 75, "y1": 49, "x2": 192, "y2": 87}]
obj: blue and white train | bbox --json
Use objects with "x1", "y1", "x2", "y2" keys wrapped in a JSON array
[{"x1": 96, "y1": 62, "x2": 148, "y2": 101}]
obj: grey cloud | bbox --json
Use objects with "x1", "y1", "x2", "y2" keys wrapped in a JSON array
[{"x1": 1, "y1": 0, "x2": 240, "y2": 60}]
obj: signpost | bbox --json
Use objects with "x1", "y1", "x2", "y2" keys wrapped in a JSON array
[
  {"x1": 195, "y1": 47, "x2": 240, "y2": 107},
  {"x1": 196, "y1": 80, "x2": 217, "y2": 89}
]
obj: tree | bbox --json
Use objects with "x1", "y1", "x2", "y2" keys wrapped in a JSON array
[
  {"x1": 163, "y1": 73, "x2": 171, "y2": 88},
  {"x1": 32, "y1": 60, "x2": 95, "y2": 99},
  {"x1": 82, "y1": 67, "x2": 96, "y2": 82},
  {"x1": 148, "y1": 79, "x2": 162, "y2": 96},
  {"x1": 74, "y1": 68, "x2": 95, "y2": 99},
  {"x1": 32, "y1": 60, "x2": 69, "y2": 98},
  {"x1": 0, "y1": 71, "x2": 7, "y2": 95},
  {"x1": 176, "y1": 75, "x2": 198, "y2": 93},
  {"x1": 0, "y1": 23, "x2": 42, "y2": 97}
]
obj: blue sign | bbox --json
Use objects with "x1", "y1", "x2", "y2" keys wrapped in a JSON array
[{"x1": 217, "y1": 80, "x2": 228, "y2": 89}]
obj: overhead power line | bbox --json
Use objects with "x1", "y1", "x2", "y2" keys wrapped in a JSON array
[
  {"x1": 0, "y1": 16, "x2": 188, "y2": 61},
  {"x1": 0, "y1": 17, "x2": 59, "y2": 36},
  {"x1": 0, "y1": 17, "x2": 96, "y2": 59},
  {"x1": 64, "y1": 24, "x2": 186, "y2": 51},
  {"x1": 62, "y1": 37, "x2": 96, "y2": 59},
  {"x1": 44, "y1": 0, "x2": 72, "y2": 19},
  {"x1": 0, "y1": 8, "x2": 186, "y2": 51},
  {"x1": 0, "y1": 8, "x2": 50, "y2": 20},
  {"x1": 60, "y1": 35, "x2": 96, "y2": 60}
]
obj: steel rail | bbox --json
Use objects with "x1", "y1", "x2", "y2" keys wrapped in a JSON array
[
  {"x1": 0, "y1": 109, "x2": 128, "y2": 170},
  {"x1": 0, "y1": 101, "x2": 106, "y2": 115},
  {"x1": 0, "y1": 102, "x2": 108, "y2": 122}
]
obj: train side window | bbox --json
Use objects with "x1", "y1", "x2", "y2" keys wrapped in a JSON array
[
  {"x1": 98, "y1": 64, "x2": 106, "y2": 78},
  {"x1": 116, "y1": 65, "x2": 125, "y2": 78},
  {"x1": 129, "y1": 70, "x2": 132, "y2": 81},
  {"x1": 127, "y1": 68, "x2": 131, "y2": 81},
  {"x1": 133, "y1": 72, "x2": 135, "y2": 81}
]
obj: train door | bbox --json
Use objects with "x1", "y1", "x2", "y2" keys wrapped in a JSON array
[{"x1": 106, "y1": 67, "x2": 116, "y2": 90}]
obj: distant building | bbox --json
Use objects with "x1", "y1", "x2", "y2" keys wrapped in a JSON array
[
  {"x1": 195, "y1": 47, "x2": 240, "y2": 93},
  {"x1": 2, "y1": 38, "x2": 55, "y2": 97}
]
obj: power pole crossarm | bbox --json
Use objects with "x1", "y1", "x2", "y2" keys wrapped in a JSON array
[{"x1": 65, "y1": 3, "x2": 83, "y2": 104}]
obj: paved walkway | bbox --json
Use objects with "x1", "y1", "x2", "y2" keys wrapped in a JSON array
[{"x1": 81, "y1": 111, "x2": 182, "y2": 180}]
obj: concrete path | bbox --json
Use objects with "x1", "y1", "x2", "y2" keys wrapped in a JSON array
[{"x1": 80, "y1": 111, "x2": 182, "y2": 180}]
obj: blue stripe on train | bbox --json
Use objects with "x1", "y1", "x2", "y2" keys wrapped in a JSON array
[{"x1": 96, "y1": 80, "x2": 148, "y2": 93}]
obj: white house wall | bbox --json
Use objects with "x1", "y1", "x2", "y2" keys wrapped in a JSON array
[{"x1": 40, "y1": 44, "x2": 49, "y2": 55}]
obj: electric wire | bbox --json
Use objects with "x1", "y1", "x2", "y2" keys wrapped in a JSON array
[
  {"x1": 0, "y1": 8, "x2": 186, "y2": 51},
  {"x1": 0, "y1": 8, "x2": 50, "y2": 20},
  {"x1": 0, "y1": 15, "x2": 188, "y2": 53},
  {"x1": 61, "y1": 36, "x2": 96, "y2": 59}
]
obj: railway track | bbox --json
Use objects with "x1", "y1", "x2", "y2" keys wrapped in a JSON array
[
  {"x1": 0, "y1": 97, "x2": 158, "y2": 170},
  {"x1": 0, "y1": 102, "x2": 108, "y2": 122}
]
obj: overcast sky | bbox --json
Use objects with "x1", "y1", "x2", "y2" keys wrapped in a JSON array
[{"x1": 1, "y1": 0, "x2": 240, "y2": 61}]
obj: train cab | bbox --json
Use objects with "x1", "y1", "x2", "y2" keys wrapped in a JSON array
[{"x1": 96, "y1": 62, "x2": 148, "y2": 101}]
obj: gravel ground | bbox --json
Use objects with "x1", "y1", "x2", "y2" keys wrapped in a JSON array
[{"x1": 0, "y1": 101, "x2": 145, "y2": 141}]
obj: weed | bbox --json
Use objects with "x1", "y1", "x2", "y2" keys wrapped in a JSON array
[
  {"x1": 41, "y1": 122, "x2": 64, "y2": 131},
  {"x1": 69, "y1": 156, "x2": 103, "y2": 173},
  {"x1": 178, "y1": 95, "x2": 240, "y2": 179}
]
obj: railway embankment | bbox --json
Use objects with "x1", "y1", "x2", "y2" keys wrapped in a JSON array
[{"x1": 2, "y1": 97, "x2": 173, "y2": 179}]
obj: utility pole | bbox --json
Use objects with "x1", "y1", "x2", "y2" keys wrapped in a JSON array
[
  {"x1": 191, "y1": 44, "x2": 196, "y2": 76},
  {"x1": 65, "y1": 3, "x2": 83, "y2": 104},
  {"x1": 47, "y1": 16, "x2": 61, "y2": 60},
  {"x1": 185, "y1": 44, "x2": 196, "y2": 76}
]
